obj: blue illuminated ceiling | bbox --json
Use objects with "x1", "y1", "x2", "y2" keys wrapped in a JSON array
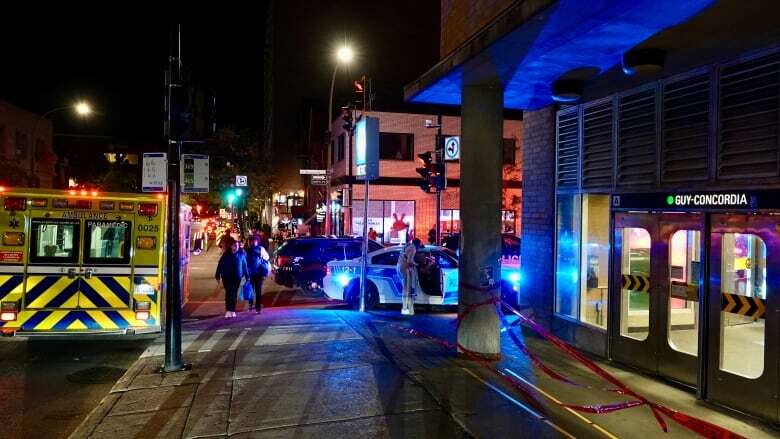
[{"x1": 407, "y1": 0, "x2": 716, "y2": 110}]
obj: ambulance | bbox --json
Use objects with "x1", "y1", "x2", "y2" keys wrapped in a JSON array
[{"x1": 0, "y1": 187, "x2": 188, "y2": 336}]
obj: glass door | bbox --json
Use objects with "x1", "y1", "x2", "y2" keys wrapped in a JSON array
[
  {"x1": 611, "y1": 212, "x2": 703, "y2": 386},
  {"x1": 706, "y1": 214, "x2": 779, "y2": 422}
]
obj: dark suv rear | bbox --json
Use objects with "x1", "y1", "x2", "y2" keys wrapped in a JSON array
[{"x1": 273, "y1": 237, "x2": 383, "y2": 292}]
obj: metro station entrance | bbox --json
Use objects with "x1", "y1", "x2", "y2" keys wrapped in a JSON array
[{"x1": 609, "y1": 192, "x2": 780, "y2": 421}]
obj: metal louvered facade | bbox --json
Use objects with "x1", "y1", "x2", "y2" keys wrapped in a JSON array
[
  {"x1": 617, "y1": 88, "x2": 656, "y2": 186},
  {"x1": 718, "y1": 53, "x2": 780, "y2": 179},
  {"x1": 554, "y1": 47, "x2": 780, "y2": 193},
  {"x1": 556, "y1": 109, "x2": 579, "y2": 189},
  {"x1": 662, "y1": 73, "x2": 710, "y2": 182},
  {"x1": 581, "y1": 101, "x2": 614, "y2": 188}
]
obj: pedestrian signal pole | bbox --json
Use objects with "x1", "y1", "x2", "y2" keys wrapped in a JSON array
[{"x1": 162, "y1": 24, "x2": 189, "y2": 373}]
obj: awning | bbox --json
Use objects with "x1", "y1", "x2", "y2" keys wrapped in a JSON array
[{"x1": 404, "y1": 0, "x2": 715, "y2": 110}]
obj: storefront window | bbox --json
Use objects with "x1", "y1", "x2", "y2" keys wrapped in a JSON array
[
  {"x1": 555, "y1": 194, "x2": 580, "y2": 319},
  {"x1": 440, "y1": 209, "x2": 460, "y2": 238},
  {"x1": 352, "y1": 200, "x2": 415, "y2": 245},
  {"x1": 502, "y1": 210, "x2": 516, "y2": 234},
  {"x1": 579, "y1": 195, "x2": 609, "y2": 328}
]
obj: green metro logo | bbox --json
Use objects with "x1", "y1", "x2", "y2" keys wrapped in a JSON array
[{"x1": 666, "y1": 195, "x2": 675, "y2": 205}]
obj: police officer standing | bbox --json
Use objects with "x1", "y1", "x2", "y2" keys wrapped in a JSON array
[{"x1": 398, "y1": 238, "x2": 423, "y2": 315}]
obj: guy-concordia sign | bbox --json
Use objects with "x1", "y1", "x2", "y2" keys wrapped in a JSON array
[
  {"x1": 142, "y1": 153, "x2": 167, "y2": 192},
  {"x1": 444, "y1": 136, "x2": 460, "y2": 161},
  {"x1": 181, "y1": 154, "x2": 209, "y2": 193},
  {"x1": 355, "y1": 116, "x2": 379, "y2": 180}
]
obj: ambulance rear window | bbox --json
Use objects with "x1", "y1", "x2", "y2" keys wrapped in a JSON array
[
  {"x1": 83, "y1": 220, "x2": 131, "y2": 264},
  {"x1": 29, "y1": 219, "x2": 80, "y2": 264}
]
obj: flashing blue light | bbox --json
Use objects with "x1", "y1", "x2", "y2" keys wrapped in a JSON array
[
  {"x1": 337, "y1": 274, "x2": 351, "y2": 287},
  {"x1": 509, "y1": 272, "x2": 521, "y2": 283}
]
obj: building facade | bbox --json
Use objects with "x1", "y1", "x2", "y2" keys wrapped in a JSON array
[
  {"x1": 327, "y1": 110, "x2": 522, "y2": 244},
  {"x1": 407, "y1": 0, "x2": 780, "y2": 423},
  {"x1": 0, "y1": 100, "x2": 57, "y2": 188}
]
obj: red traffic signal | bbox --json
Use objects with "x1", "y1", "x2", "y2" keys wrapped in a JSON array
[{"x1": 353, "y1": 80, "x2": 364, "y2": 93}]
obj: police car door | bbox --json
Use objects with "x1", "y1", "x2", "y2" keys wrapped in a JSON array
[
  {"x1": 79, "y1": 217, "x2": 132, "y2": 309},
  {"x1": 434, "y1": 250, "x2": 459, "y2": 304}
]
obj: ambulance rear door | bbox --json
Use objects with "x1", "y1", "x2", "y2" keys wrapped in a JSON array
[{"x1": 79, "y1": 216, "x2": 133, "y2": 309}]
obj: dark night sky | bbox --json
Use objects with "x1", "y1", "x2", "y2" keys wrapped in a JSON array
[{"x1": 0, "y1": 4, "x2": 440, "y2": 187}]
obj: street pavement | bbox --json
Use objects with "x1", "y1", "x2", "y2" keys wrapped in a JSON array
[{"x1": 68, "y1": 250, "x2": 778, "y2": 438}]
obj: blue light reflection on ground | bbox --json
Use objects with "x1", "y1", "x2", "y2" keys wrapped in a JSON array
[{"x1": 409, "y1": 0, "x2": 715, "y2": 109}]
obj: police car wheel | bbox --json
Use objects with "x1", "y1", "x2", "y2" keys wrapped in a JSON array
[{"x1": 346, "y1": 282, "x2": 378, "y2": 310}]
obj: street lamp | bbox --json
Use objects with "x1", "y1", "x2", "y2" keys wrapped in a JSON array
[
  {"x1": 30, "y1": 101, "x2": 93, "y2": 185},
  {"x1": 326, "y1": 44, "x2": 354, "y2": 235}
]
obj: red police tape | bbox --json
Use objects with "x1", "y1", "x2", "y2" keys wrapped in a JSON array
[{"x1": 388, "y1": 280, "x2": 746, "y2": 439}]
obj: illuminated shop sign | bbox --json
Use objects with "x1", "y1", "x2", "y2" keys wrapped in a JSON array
[{"x1": 611, "y1": 190, "x2": 779, "y2": 211}]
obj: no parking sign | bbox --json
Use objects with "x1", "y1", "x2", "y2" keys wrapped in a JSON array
[{"x1": 444, "y1": 136, "x2": 460, "y2": 161}]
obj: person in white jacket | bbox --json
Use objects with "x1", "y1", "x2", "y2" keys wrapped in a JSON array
[{"x1": 397, "y1": 238, "x2": 423, "y2": 315}]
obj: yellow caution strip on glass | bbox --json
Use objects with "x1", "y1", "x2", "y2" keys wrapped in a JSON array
[
  {"x1": 721, "y1": 292, "x2": 765, "y2": 319},
  {"x1": 621, "y1": 274, "x2": 650, "y2": 292}
]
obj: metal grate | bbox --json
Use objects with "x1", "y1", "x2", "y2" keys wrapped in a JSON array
[
  {"x1": 556, "y1": 110, "x2": 579, "y2": 189},
  {"x1": 662, "y1": 73, "x2": 710, "y2": 182},
  {"x1": 718, "y1": 53, "x2": 780, "y2": 178},
  {"x1": 617, "y1": 88, "x2": 657, "y2": 186},
  {"x1": 582, "y1": 101, "x2": 614, "y2": 188}
]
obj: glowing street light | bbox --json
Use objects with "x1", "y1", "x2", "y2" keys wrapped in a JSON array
[
  {"x1": 337, "y1": 46, "x2": 354, "y2": 63},
  {"x1": 75, "y1": 101, "x2": 92, "y2": 116}
]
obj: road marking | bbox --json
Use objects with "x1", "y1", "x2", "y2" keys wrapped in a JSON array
[
  {"x1": 460, "y1": 367, "x2": 575, "y2": 439},
  {"x1": 503, "y1": 368, "x2": 618, "y2": 439},
  {"x1": 229, "y1": 330, "x2": 248, "y2": 351},
  {"x1": 198, "y1": 330, "x2": 228, "y2": 352}
]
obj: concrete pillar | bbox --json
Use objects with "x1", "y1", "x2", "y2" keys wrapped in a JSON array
[
  {"x1": 457, "y1": 83, "x2": 504, "y2": 359},
  {"x1": 519, "y1": 106, "x2": 557, "y2": 326}
]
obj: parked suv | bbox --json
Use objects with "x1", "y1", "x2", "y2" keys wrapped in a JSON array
[{"x1": 272, "y1": 237, "x2": 383, "y2": 295}]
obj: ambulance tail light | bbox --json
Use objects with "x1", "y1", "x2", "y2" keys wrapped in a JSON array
[
  {"x1": 4, "y1": 197, "x2": 26, "y2": 211},
  {"x1": 134, "y1": 301, "x2": 151, "y2": 321},
  {"x1": 1, "y1": 302, "x2": 17, "y2": 322},
  {"x1": 139, "y1": 203, "x2": 158, "y2": 217},
  {"x1": 2, "y1": 232, "x2": 24, "y2": 246},
  {"x1": 137, "y1": 236, "x2": 157, "y2": 250}
]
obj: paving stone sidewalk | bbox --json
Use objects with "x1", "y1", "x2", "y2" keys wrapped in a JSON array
[{"x1": 69, "y1": 308, "x2": 473, "y2": 439}]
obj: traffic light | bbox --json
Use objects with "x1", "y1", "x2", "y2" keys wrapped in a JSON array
[
  {"x1": 416, "y1": 152, "x2": 434, "y2": 193},
  {"x1": 341, "y1": 106, "x2": 353, "y2": 132},
  {"x1": 433, "y1": 162, "x2": 446, "y2": 191},
  {"x1": 353, "y1": 78, "x2": 365, "y2": 110}
]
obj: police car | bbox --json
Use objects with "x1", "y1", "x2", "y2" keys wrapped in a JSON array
[
  {"x1": 322, "y1": 245, "x2": 523, "y2": 309},
  {"x1": 323, "y1": 245, "x2": 459, "y2": 308}
]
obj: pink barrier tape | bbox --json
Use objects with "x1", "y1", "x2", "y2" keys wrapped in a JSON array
[{"x1": 408, "y1": 283, "x2": 746, "y2": 438}]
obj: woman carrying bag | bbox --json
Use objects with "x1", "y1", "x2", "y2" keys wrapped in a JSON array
[
  {"x1": 215, "y1": 238, "x2": 249, "y2": 318},
  {"x1": 244, "y1": 235, "x2": 270, "y2": 314}
]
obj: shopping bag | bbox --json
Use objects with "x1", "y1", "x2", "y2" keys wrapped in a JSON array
[{"x1": 241, "y1": 281, "x2": 254, "y2": 302}]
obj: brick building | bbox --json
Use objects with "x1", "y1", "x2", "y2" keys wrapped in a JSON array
[
  {"x1": 406, "y1": 0, "x2": 780, "y2": 422},
  {"x1": 328, "y1": 110, "x2": 522, "y2": 244},
  {"x1": 0, "y1": 100, "x2": 57, "y2": 188}
]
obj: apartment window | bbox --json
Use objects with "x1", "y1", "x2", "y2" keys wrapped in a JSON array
[
  {"x1": 337, "y1": 134, "x2": 345, "y2": 162},
  {"x1": 554, "y1": 194, "x2": 610, "y2": 328},
  {"x1": 16, "y1": 131, "x2": 28, "y2": 157},
  {"x1": 503, "y1": 138, "x2": 516, "y2": 165},
  {"x1": 379, "y1": 132, "x2": 414, "y2": 160}
]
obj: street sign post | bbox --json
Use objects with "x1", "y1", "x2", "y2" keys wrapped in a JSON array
[
  {"x1": 354, "y1": 116, "x2": 379, "y2": 312},
  {"x1": 181, "y1": 154, "x2": 209, "y2": 193},
  {"x1": 142, "y1": 153, "x2": 167, "y2": 192},
  {"x1": 235, "y1": 175, "x2": 248, "y2": 187}
]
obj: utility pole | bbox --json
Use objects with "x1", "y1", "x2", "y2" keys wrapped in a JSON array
[
  {"x1": 435, "y1": 114, "x2": 443, "y2": 245},
  {"x1": 162, "y1": 24, "x2": 189, "y2": 373}
]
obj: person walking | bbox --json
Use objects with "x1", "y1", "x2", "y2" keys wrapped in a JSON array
[
  {"x1": 397, "y1": 238, "x2": 422, "y2": 315},
  {"x1": 245, "y1": 235, "x2": 270, "y2": 314},
  {"x1": 217, "y1": 229, "x2": 231, "y2": 253},
  {"x1": 215, "y1": 238, "x2": 249, "y2": 318},
  {"x1": 368, "y1": 227, "x2": 378, "y2": 242}
]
